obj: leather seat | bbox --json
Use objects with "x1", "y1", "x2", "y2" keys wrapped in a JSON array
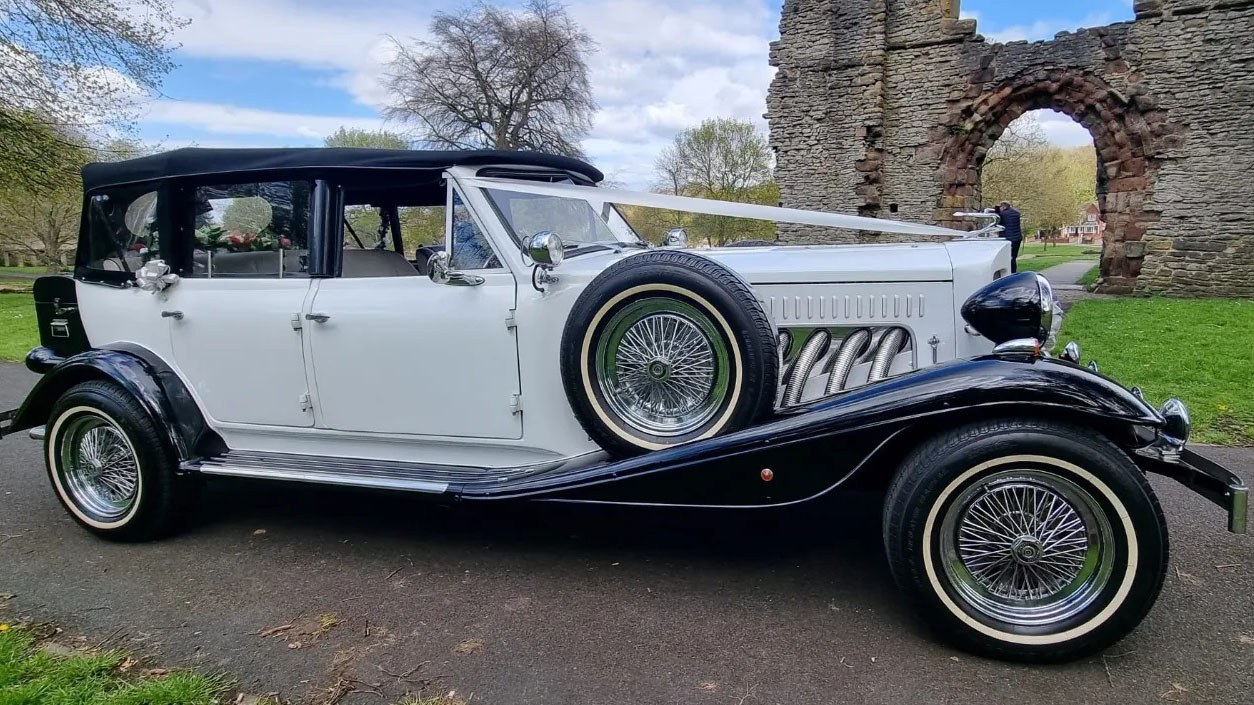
[{"x1": 341, "y1": 249, "x2": 418, "y2": 277}]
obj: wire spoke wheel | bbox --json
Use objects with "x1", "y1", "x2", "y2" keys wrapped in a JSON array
[
  {"x1": 939, "y1": 469, "x2": 1116, "y2": 628},
  {"x1": 56, "y1": 412, "x2": 140, "y2": 523},
  {"x1": 595, "y1": 297, "x2": 730, "y2": 437}
]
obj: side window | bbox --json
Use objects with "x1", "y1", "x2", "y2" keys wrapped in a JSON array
[
  {"x1": 83, "y1": 187, "x2": 160, "y2": 275},
  {"x1": 448, "y1": 188, "x2": 501, "y2": 270},
  {"x1": 189, "y1": 181, "x2": 310, "y2": 278}
]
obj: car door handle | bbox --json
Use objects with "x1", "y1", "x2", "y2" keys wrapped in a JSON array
[
  {"x1": 305, "y1": 313, "x2": 331, "y2": 323},
  {"x1": 161, "y1": 310, "x2": 184, "y2": 320}
]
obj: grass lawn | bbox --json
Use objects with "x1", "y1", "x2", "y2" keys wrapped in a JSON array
[
  {"x1": 1016, "y1": 243, "x2": 1101, "y2": 273},
  {"x1": 0, "y1": 626, "x2": 222, "y2": 705},
  {"x1": 0, "y1": 266, "x2": 50, "y2": 275},
  {"x1": 1077, "y1": 263, "x2": 1101, "y2": 288},
  {"x1": 1058, "y1": 298, "x2": 1254, "y2": 445},
  {"x1": 0, "y1": 624, "x2": 469, "y2": 705},
  {"x1": 0, "y1": 292, "x2": 37, "y2": 362}
]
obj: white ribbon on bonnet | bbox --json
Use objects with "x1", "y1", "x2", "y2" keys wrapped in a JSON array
[{"x1": 135, "y1": 259, "x2": 180, "y2": 293}]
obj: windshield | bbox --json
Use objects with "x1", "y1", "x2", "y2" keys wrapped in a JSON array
[{"x1": 483, "y1": 188, "x2": 643, "y2": 252}]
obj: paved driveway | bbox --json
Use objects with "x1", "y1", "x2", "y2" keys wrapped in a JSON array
[{"x1": 1, "y1": 362, "x2": 1251, "y2": 704}]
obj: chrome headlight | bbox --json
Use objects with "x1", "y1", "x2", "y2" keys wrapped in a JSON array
[
  {"x1": 960, "y1": 271, "x2": 1055, "y2": 346},
  {"x1": 528, "y1": 231, "x2": 565, "y2": 267},
  {"x1": 1160, "y1": 398, "x2": 1191, "y2": 449}
]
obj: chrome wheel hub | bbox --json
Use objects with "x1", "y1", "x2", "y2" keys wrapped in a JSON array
[
  {"x1": 56, "y1": 413, "x2": 139, "y2": 522},
  {"x1": 939, "y1": 469, "x2": 1115, "y2": 626},
  {"x1": 595, "y1": 298, "x2": 730, "y2": 437}
]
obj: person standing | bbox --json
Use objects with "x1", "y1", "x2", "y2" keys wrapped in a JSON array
[{"x1": 996, "y1": 201, "x2": 1023, "y2": 273}]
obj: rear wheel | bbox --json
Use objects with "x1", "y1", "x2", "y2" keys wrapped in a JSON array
[
  {"x1": 883, "y1": 418, "x2": 1168, "y2": 661},
  {"x1": 46, "y1": 380, "x2": 196, "y2": 541},
  {"x1": 560, "y1": 250, "x2": 777, "y2": 456}
]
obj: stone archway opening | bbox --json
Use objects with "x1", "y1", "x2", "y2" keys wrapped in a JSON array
[
  {"x1": 937, "y1": 70, "x2": 1159, "y2": 291},
  {"x1": 978, "y1": 108, "x2": 1099, "y2": 258}
]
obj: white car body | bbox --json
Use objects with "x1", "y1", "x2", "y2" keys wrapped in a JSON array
[{"x1": 73, "y1": 164, "x2": 1010, "y2": 470}]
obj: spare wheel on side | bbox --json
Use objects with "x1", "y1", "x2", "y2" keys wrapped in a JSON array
[{"x1": 559, "y1": 250, "x2": 778, "y2": 456}]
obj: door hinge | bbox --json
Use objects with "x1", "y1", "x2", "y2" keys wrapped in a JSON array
[
  {"x1": 505, "y1": 310, "x2": 517, "y2": 330},
  {"x1": 928, "y1": 335, "x2": 940, "y2": 364},
  {"x1": 509, "y1": 393, "x2": 523, "y2": 414},
  {"x1": 299, "y1": 393, "x2": 312, "y2": 412},
  {"x1": 290, "y1": 313, "x2": 303, "y2": 331}
]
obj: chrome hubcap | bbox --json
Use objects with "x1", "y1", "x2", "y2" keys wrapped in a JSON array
[
  {"x1": 57, "y1": 413, "x2": 139, "y2": 522},
  {"x1": 595, "y1": 298, "x2": 730, "y2": 437},
  {"x1": 940, "y1": 469, "x2": 1115, "y2": 626}
]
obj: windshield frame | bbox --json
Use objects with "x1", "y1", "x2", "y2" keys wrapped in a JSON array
[{"x1": 477, "y1": 182, "x2": 645, "y2": 257}]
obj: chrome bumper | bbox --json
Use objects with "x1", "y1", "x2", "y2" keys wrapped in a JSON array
[{"x1": 1138, "y1": 447, "x2": 1248, "y2": 534}]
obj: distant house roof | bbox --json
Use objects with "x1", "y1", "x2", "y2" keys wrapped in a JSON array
[{"x1": 81, "y1": 147, "x2": 604, "y2": 192}]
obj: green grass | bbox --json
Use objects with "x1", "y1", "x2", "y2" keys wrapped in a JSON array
[
  {"x1": 1077, "y1": 263, "x2": 1101, "y2": 288},
  {"x1": 0, "y1": 266, "x2": 49, "y2": 275},
  {"x1": 0, "y1": 627, "x2": 223, "y2": 705},
  {"x1": 1058, "y1": 298, "x2": 1254, "y2": 445},
  {"x1": 1016, "y1": 242, "x2": 1100, "y2": 273},
  {"x1": 0, "y1": 293, "x2": 37, "y2": 362}
]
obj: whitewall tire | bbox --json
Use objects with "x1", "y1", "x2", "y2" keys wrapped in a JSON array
[
  {"x1": 883, "y1": 418, "x2": 1168, "y2": 661},
  {"x1": 46, "y1": 380, "x2": 196, "y2": 541},
  {"x1": 560, "y1": 251, "x2": 778, "y2": 456}
]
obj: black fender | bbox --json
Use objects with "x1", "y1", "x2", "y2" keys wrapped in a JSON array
[
  {"x1": 8, "y1": 344, "x2": 216, "y2": 462},
  {"x1": 467, "y1": 355, "x2": 1163, "y2": 506}
]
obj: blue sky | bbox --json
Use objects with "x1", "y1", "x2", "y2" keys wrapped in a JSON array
[{"x1": 138, "y1": 1, "x2": 1135, "y2": 187}]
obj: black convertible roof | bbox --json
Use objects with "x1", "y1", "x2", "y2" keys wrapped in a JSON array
[{"x1": 80, "y1": 147, "x2": 604, "y2": 192}]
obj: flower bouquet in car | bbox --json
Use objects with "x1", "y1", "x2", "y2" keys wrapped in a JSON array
[{"x1": 195, "y1": 225, "x2": 290, "y2": 252}]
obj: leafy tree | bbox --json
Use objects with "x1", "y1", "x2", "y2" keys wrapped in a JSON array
[
  {"x1": 221, "y1": 197, "x2": 274, "y2": 234},
  {"x1": 981, "y1": 114, "x2": 1098, "y2": 236},
  {"x1": 640, "y1": 118, "x2": 777, "y2": 246},
  {"x1": 324, "y1": 127, "x2": 410, "y2": 150},
  {"x1": 383, "y1": 0, "x2": 596, "y2": 157},
  {"x1": 0, "y1": 0, "x2": 185, "y2": 190}
]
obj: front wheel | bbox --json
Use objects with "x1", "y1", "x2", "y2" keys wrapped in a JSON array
[
  {"x1": 883, "y1": 418, "x2": 1168, "y2": 661},
  {"x1": 46, "y1": 380, "x2": 196, "y2": 541}
]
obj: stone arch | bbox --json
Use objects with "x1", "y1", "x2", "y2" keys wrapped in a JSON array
[{"x1": 937, "y1": 69, "x2": 1164, "y2": 287}]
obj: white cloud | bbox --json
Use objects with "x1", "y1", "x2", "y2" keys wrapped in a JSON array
[
  {"x1": 143, "y1": 99, "x2": 387, "y2": 139},
  {"x1": 1034, "y1": 109, "x2": 1096, "y2": 148},
  {"x1": 155, "y1": 0, "x2": 778, "y2": 188}
]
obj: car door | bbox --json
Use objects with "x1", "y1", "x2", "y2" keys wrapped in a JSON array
[
  {"x1": 305, "y1": 182, "x2": 522, "y2": 439},
  {"x1": 163, "y1": 179, "x2": 315, "y2": 427}
]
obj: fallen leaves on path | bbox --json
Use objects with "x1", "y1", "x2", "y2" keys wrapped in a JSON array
[
  {"x1": 452, "y1": 638, "x2": 483, "y2": 655},
  {"x1": 258, "y1": 624, "x2": 294, "y2": 638}
]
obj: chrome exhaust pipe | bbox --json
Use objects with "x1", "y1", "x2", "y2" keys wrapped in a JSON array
[
  {"x1": 823, "y1": 328, "x2": 871, "y2": 395},
  {"x1": 868, "y1": 327, "x2": 907, "y2": 382},
  {"x1": 777, "y1": 329, "x2": 793, "y2": 384},
  {"x1": 782, "y1": 329, "x2": 831, "y2": 407}
]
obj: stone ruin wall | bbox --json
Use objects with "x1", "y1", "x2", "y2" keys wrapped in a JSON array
[{"x1": 767, "y1": 0, "x2": 1254, "y2": 296}]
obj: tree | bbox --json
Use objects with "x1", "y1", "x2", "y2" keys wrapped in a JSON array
[
  {"x1": 0, "y1": 122, "x2": 89, "y2": 270},
  {"x1": 0, "y1": 0, "x2": 185, "y2": 190},
  {"x1": 981, "y1": 114, "x2": 1098, "y2": 236},
  {"x1": 324, "y1": 127, "x2": 410, "y2": 150},
  {"x1": 383, "y1": 0, "x2": 596, "y2": 157},
  {"x1": 642, "y1": 118, "x2": 777, "y2": 246}
]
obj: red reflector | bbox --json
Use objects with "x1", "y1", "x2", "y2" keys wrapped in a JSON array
[{"x1": 760, "y1": 468, "x2": 774, "y2": 482}]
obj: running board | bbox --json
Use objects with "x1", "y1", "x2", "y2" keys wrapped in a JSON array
[{"x1": 185, "y1": 450, "x2": 595, "y2": 495}]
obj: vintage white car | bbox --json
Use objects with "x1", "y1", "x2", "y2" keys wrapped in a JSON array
[{"x1": 1, "y1": 148, "x2": 1243, "y2": 662}]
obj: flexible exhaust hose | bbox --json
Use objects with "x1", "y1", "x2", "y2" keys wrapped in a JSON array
[
  {"x1": 782, "y1": 329, "x2": 831, "y2": 407},
  {"x1": 777, "y1": 329, "x2": 793, "y2": 384},
  {"x1": 868, "y1": 327, "x2": 908, "y2": 382},
  {"x1": 823, "y1": 328, "x2": 872, "y2": 395}
]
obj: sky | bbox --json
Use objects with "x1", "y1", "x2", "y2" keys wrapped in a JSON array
[{"x1": 138, "y1": 0, "x2": 1136, "y2": 188}]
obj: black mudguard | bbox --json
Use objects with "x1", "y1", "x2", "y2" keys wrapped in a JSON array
[
  {"x1": 4, "y1": 345, "x2": 213, "y2": 461},
  {"x1": 467, "y1": 356, "x2": 1163, "y2": 506}
]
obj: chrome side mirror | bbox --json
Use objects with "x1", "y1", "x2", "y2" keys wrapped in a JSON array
[
  {"x1": 663, "y1": 228, "x2": 687, "y2": 248},
  {"x1": 428, "y1": 250, "x2": 484, "y2": 287},
  {"x1": 528, "y1": 231, "x2": 565, "y2": 267}
]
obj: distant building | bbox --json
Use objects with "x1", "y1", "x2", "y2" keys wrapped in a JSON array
[{"x1": 1060, "y1": 203, "x2": 1104, "y2": 244}]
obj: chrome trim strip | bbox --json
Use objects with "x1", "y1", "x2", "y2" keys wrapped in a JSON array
[{"x1": 198, "y1": 462, "x2": 451, "y2": 494}]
